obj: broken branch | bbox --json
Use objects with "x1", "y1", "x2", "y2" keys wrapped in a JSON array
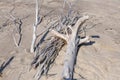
[
  {"x1": 79, "y1": 36, "x2": 90, "y2": 45},
  {"x1": 51, "y1": 30, "x2": 68, "y2": 42}
]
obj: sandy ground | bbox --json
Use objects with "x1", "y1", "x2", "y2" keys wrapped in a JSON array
[{"x1": 0, "y1": 0, "x2": 120, "y2": 80}]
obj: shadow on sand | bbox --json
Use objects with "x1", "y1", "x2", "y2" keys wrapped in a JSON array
[{"x1": 0, "y1": 56, "x2": 14, "y2": 76}]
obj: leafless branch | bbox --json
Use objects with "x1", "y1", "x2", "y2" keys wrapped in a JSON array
[{"x1": 31, "y1": 0, "x2": 41, "y2": 53}]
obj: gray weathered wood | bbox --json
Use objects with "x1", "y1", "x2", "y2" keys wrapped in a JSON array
[
  {"x1": 52, "y1": 15, "x2": 89, "y2": 80},
  {"x1": 30, "y1": 0, "x2": 39, "y2": 53}
]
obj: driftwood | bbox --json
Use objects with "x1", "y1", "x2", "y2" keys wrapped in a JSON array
[
  {"x1": 52, "y1": 15, "x2": 89, "y2": 80},
  {"x1": 30, "y1": 6, "x2": 90, "y2": 79}
]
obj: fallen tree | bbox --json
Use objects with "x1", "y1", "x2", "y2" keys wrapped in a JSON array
[
  {"x1": 30, "y1": 1, "x2": 90, "y2": 80},
  {"x1": 31, "y1": 12, "x2": 90, "y2": 80},
  {"x1": 52, "y1": 15, "x2": 89, "y2": 80}
]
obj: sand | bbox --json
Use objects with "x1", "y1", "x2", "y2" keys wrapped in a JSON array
[{"x1": 0, "y1": 0, "x2": 120, "y2": 80}]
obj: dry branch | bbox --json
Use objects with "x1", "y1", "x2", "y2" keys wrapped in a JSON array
[
  {"x1": 11, "y1": 17, "x2": 23, "y2": 47},
  {"x1": 14, "y1": 18, "x2": 22, "y2": 46},
  {"x1": 31, "y1": 0, "x2": 41, "y2": 53},
  {"x1": 4, "y1": 13, "x2": 23, "y2": 47},
  {"x1": 31, "y1": 37, "x2": 65, "y2": 80},
  {"x1": 51, "y1": 30, "x2": 68, "y2": 41},
  {"x1": 31, "y1": 24, "x2": 37, "y2": 53}
]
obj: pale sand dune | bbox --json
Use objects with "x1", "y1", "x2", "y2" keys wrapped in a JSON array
[{"x1": 0, "y1": 0, "x2": 120, "y2": 80}]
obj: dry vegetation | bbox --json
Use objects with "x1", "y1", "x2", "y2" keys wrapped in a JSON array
[{"x1": 0, "y1": 0, "x2": 120, "y2": 80}]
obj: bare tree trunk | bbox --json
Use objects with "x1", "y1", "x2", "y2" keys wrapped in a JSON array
[
  {"x1": 30, "y1": 0, "x2": 39, "y2": 53},
  {"x1": 30, "y1": 24, "x2": 37, "y2": 53},
  {"x1": 52, "y1": 15, "x2": 89, "y2": 80}
]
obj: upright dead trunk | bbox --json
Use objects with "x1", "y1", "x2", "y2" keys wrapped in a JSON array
[{"x1": 30, "y1": 0, "x2": 39, "y2": 53}]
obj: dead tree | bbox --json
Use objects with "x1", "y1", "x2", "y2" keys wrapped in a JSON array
[
  {"x1": 31, "y1": 0, "x2": 40, "y2": 53},
  {"x1": 30, "y1": 1, "x2": 90, "y2": 79},
  {"x1": 52, "y1": 15, "x2": 89, "y2": 80}
]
